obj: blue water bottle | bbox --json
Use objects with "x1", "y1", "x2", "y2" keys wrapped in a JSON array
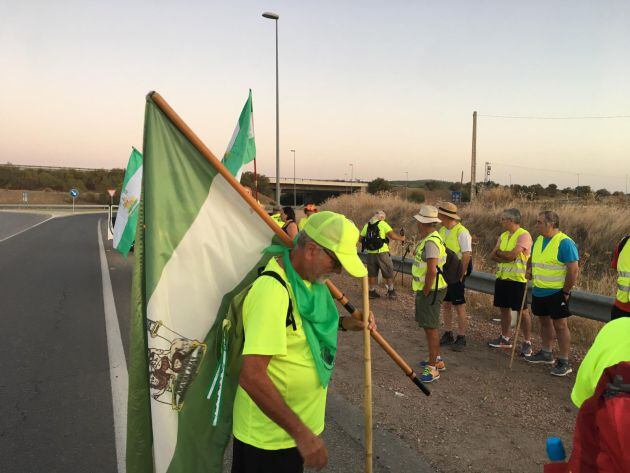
[{"x1": 546, "y1": 437, "x2": 566, "y2": 462}]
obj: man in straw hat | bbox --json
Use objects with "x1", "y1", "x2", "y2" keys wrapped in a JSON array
[
  {"x1": 232, "y1": 211, "x2": 374, "y2": 473},
  {"x1": 437, "y1": 202, "x2": 473, "y2": 352},
  {"x1": 412, "y1": 205, "x2": 449, "y2": 383},
  {"x1": 360, "y1": 210, "x2": 406, "y2": 300}
]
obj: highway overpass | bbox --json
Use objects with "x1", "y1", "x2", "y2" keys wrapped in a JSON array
[{"x1": 268, "y1": 177, "x2": 367, "y2": 205}]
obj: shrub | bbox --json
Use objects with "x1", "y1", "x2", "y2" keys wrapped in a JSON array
[{"x1": 367, "y1": 177, "x2": 392, "y2": 194}]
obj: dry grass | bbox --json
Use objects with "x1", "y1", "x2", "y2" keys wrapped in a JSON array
[{"x1": 323, "y1": 189, "x2": 629, "y2": 347}]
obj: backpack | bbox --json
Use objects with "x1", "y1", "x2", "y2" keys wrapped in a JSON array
[
  {"x1": 364, "y1": 221, "x2": 388, "y2": 251},
  {"x1": 202, "y1": 268, "x2": 297, "y2": 470}
]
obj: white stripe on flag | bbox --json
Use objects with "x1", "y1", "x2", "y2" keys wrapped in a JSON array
[{"x1": 147, "y1": 175, "x2": 275, "y2": 472}]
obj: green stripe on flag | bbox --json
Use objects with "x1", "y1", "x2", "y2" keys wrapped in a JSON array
[
  {"x1": 127, "y1": 93, "x2": 278, "y2": 473},
  {"x1": 221, "y1": 90, "x2": 256, "y2": 178}
]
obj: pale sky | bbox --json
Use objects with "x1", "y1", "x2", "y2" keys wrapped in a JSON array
[{"x1": 1, "y1": 0, "x2": 629, "y2": 191}]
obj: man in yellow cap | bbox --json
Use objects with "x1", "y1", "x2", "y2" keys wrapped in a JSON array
[{"x1": 232, "y1": 211, "x2": 374, "y2": 473}]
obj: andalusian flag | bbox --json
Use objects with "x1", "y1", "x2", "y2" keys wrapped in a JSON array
[
  {"x1": 126, "y1": 93, "x2": 276, "y2": 472},
  {"x1": 221, "y1": 90, "x2": 256, "y2": 180},
  {"x1": 113, "y1": 147, "x2": 143, "y2": 256}
]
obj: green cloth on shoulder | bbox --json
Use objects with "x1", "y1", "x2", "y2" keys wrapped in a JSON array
[{"x1": 263, "y1": 243, "x2": 339, "y2": 387}]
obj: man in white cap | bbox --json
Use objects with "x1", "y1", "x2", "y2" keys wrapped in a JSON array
[
  {"x1": 412, "y1": 205, "x2": 448, "y2": 383},
  {"x1": 438, "y1": 202, "x2": 473, "y2": 352},
  {"x1": 360, "y1": 210, "x2": 406, "y2": 300}
]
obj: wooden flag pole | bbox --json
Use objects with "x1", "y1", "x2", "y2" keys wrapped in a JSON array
[
  {"x1": 362, "y1": 277, "x2": 373, "y2": 473},
  {"x1": 148, "y1": 91, "x2": 430, "y2": 396},
  {"x1": 509, "y1": 286, "x2": 529, "y2": 369}
]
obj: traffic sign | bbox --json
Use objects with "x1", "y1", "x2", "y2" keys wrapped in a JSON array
[
  {"x1": 451, "y1": 191, "x2": 461, "y2": 203},
  {"x1": 69, "y1": 188, "x2": 79, "y2": 198},
  {"x1": 22, "y1": 191, "x2": 28, "y2": 204},
  {"x1": 107, "y1": 189, "x2": 116, "y2": 197}
]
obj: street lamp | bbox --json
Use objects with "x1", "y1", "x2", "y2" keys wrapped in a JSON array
[
  {"x1": 290, "y1": 149, "x2": 296, "y2": 206},
  {"x1": 262, "y1": 11, "x2": 280, "y2": 204},
  {"x1": 349, "y1": 163, "x2": 354, "y2": 194}
]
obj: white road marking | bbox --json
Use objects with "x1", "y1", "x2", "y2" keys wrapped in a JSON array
[
  {"x1": 0, "y1": 215, "x2": 54, "y2": 243},
  {"x1": 97, "y1": 219, "x2": 128, "y2": 473}
]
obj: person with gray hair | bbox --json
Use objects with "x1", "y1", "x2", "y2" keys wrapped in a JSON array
[
  {"x1": 360, "y1": 210, "x2": 406, "y2": 299},
  {"x1": 488, "y1": 208, "x2": 534, "y2": 357},
  {"x1": 526, "y1": 210, "x2": 580, "y2": 376}
]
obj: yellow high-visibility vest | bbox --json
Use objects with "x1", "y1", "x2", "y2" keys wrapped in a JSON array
[
  {"x1": 270, "y1": 213, "x2": 283, "y2": 227},
  {"x1": 531, "y1": 232, "x2": 570, "y2": 290},
  {"x1": 616, "y1": 239, "x2": 630, "y2": 304},
  {"x1": 496, "y1": 227, "x2": 530, "y2": 283},
  {"x1": 298, "y1": 216, "x2": 309, "y2": 231},
  {"x1": 439, "y1": 222, "x2": 470, "y2": 258},
  {"x1": 412, "y1": 231, "x2": 447, "y2": 292}
]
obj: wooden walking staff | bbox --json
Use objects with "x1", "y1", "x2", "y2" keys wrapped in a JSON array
[
  {"x1": 149, "y1": 91, "x2": 430, "y2": 396},
  {"x1": 362, "y1": 277, "x2": 373, "y2": 473},
  {"x1": 509, "y1": 285, "x2": 529, "y2": 369}
]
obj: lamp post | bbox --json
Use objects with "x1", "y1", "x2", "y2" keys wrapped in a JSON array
[
  {"x1": 262, "y1": 11, "x2": 280, "y2": 204},
  {"x1": 349, "y1": 163, "x2": 354, "y2": 194},
  {"x1": 291, "y1": 149, "x2": 296, "y2": 206}
]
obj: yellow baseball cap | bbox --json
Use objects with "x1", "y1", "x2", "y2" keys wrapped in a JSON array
[{"x1": 303, "y1": 211, "x2": 367, "y2": 278}]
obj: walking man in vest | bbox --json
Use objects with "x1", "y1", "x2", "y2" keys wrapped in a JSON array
[
  {"x1": 526, "y1": 210, "x2": 579, "y2": 376},
  {"x1": 360, "y1": 210, "x2": 406, "y2": 300},
  {"x1": 412, "y1": 205, "x2": 448, "y2": 383},
  {"x1": 298, "y1": 203, "x2": 318, "y2": 231},
  {"x1": 488, "y1": 208, "x2": 534, "y2": 357},
  {"x1": 233, "y1": 211, "x2": 374, "y2": 473},
  {"x1": 611, "y1": 234, "x2": 630, "y2": 320},
  {"x1": 437, "y1": 203, "x2": 472, "y2": 352}
]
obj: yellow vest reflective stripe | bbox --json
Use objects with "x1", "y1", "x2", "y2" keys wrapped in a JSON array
[
  {"x1": 439, "y1": 222, "x2": 469, "y2": 258},
  {"x1": 616, "y1": 240, "x2": 630, "y2": 303},
  {"x1": 412, "y1": 232, "x2": 447, "y2": 292},
  {"x1": 496, "y1": 227, "x2": 530, "y2": 283},
  {"x1": 531, "y1": 232, "x2": 570, "y2": 289}
]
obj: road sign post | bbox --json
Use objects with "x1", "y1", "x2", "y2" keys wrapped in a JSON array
[
  {"x1": 22, "y1": 191, "x2": 28, "y2": 206},
  {"x1": 69, "y1": 188, "x2": 79, "y2": 213}
]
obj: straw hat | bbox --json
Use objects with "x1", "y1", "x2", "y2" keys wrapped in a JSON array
[
  {"x1": 437, "y1": 202, "x2": 461, "y2": 220},
  {"x1": 413, "y1": 205, "x2": 442, "y2": 224}
]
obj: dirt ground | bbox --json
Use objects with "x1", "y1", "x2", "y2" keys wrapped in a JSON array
[{"x1": 328, "y1": 273, "x2": 586, "y2": 473}]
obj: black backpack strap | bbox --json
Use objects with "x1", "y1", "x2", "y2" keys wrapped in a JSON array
[
  {"x1": 259, "y1": 271, "x2": 296, "y2": 331},
  {"x1": 619, "y1": 235, "x2": 630, "y2": 253}
]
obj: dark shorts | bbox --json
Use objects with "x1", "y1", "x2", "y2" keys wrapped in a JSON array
[
  {"x1": 231, "y1": 437, "x2": 303, "y2": 473},
  {"x1": 367, "y1": 252, "x2": 394, "y2": 279},
  {"x1": 531, "y1": 291, "x2": 571, "y2": 320},
  {"x1": 415, "y1": 288, "x2": 447, "y2": 328},
  {"x1": 443, "y1": 280, "x2": 466, "y2": 305},
  {"x1": 493, "y1": 279, "x2": 528, "y2": 311},
  {"x1": 611, "y1": 304, "x2": 630, "y2": 321}
]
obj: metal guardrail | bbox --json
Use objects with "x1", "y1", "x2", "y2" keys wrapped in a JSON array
[
  {"x1": 0, "y1": 204, "x2": 117, "y2": 211},
  {"x1": 360, "y1": 253, "x2": 614, "y2": 323}
]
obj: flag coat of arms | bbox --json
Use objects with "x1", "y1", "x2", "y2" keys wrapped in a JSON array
[{"x1": 126, "y1": 92, "x2": 277, "y2": 472}]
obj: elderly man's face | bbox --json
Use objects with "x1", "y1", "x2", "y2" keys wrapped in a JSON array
[
  {"x1": 306, "y1": 242, "x2": 342, "y2": 283},
  {"x1": 535, "y1": 215, "x2": 554, "y2": 237},
  {"x1": 500, "y1": 215, "x2": 512, "y2": 230}
]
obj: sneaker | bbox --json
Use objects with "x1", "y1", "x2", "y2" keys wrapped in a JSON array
[
  {"x1": 439, "y1": 331, "x2": 455, "y2": 346},
  {"x1": 488, "y1": 335, "x2": 512, "y2": 349},
  {"x1": 420, "y1": 357, "x2": 446, "y2": 371},
  {"x1": 369, "y1": 289, "x2": 380, "y2": 299},
  {"x1": 451, "y1": 335, "x2": 467, "y2": 352},
  {"x1": 519, "y1": 341, "x2": 533, "y2": 358},
  {"x1": 525, "y1": 350, "x2": 555, "y2": 365},
  {"x1": 387, "y1": 288, "x2": 397, "y2": 300},
  {"x1": 419, "y1": 365, "x2": 440, "y2": 383},
  {"x1": 550, "y1": 359, "x2": 573, "y2": 377}
]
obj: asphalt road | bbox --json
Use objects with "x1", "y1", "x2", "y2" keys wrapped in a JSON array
[{"x1": 0, "y1": 212, "x2": 432, "y2": 473}]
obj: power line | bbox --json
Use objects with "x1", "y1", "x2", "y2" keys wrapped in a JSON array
[
  {"x1": 479, "y1": 114, "x2": 630, "y2": 120},
  {"x1": 490, "y1": 161, "x2": 624, "y2": 181}
]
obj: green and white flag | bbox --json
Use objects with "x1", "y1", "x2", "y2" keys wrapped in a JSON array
[
  {"x1": 221, "y1": 90, "x2": 256, "y2": 180},
  {"x1": 113, "y1": 147, "x2": 143, "y2": 256},
  {"x1": 126, "y1": 93, "x2": 276, "y2": 473}
]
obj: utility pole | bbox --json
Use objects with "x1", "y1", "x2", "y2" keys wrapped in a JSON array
[
  {"x1": 291, "y1": 149, "x2": 296, "y2": 206},
  {"x1": 405, "y1": 171, "x2": 409, "y2": 200},
  {"x1": 470, "y1": 111, "x2": 477, "y2": 202}
]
